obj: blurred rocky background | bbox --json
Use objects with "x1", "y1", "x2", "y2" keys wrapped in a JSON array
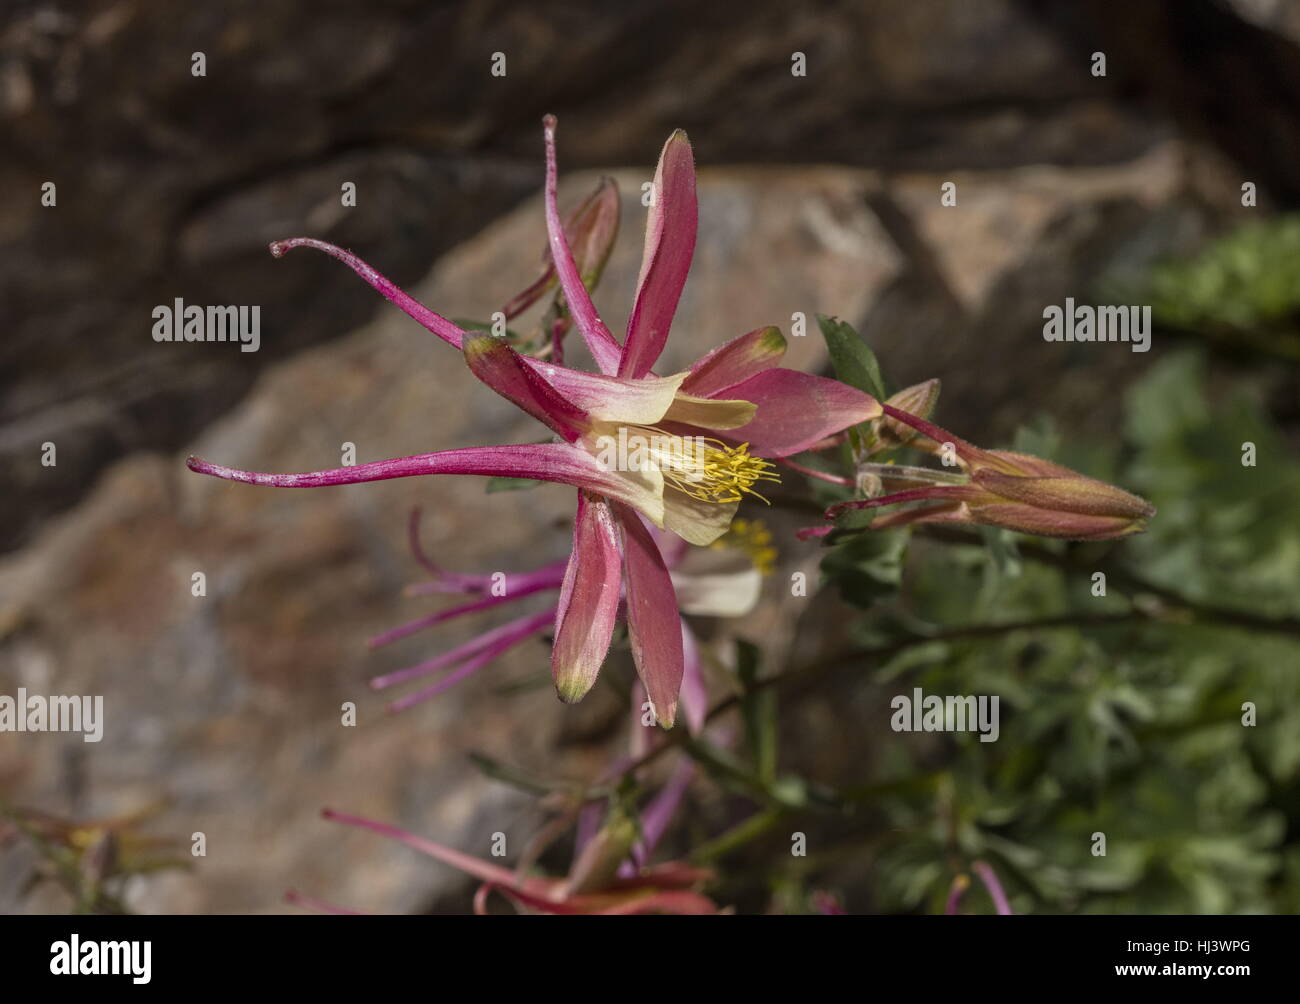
[{"x1": 2, "y1": 0, "x2": 1298, "y2": 913}]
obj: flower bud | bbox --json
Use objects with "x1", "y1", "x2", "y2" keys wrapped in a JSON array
[
  {"x1": 826, "y1": 404, "x2": 1155, "y2": 541},
  {"x1": 502, "y1": 177, "x2": 621, "y2": 319},
  {"x1": 873, "y1": 379, "x2": 941, "y2": 452}
]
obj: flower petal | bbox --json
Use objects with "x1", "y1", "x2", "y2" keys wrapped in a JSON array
[
  {"x1": 187, "y1": 442, "x2": 666, "y2": 526},
  {"x1": 724, "y1": 369, "x2": 882, "y2": 457},
  {"x1": 552, "y1": 493, "x2": 623, "y2": 704},
  {"x1": 680, "y1": 326, "x2": 787, "y2": 397},
  {"x1": 613, "y1": 505, "x2": 685, "y2": 728},
  {"x1": 370, "y1": 608, "x2": 557, "y2": 690},
  {"x1": 463, "y1": 331, "x2": 589, "y2": 440},
  {"x1": 528, "y1": 362, "x2": 686, "y2": 425},
  {"x1": 620, "y1": 129, "x2": 697, "y2": 379},
  {"x1": 367, "y1": 580, "x2": 557, "y2": 649},
  {"x1": 660, "y1": 392, "x2": 756, "y2": 430},
  {"x1": 662, "y1": 491, "x2": 739, "y2": 547},
  {"x1": 269, "y1": 238, "x2": 466, "y2": 349},
  {"x1": 384, "y1": 609, "x2": 555, "y2": 712},
  {"x1": 542, "y1": 116, "x2": 624, "y2": 374}
]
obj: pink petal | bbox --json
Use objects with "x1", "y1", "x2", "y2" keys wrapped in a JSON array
[
  {"x1": 369, "y1": 609, "x2": 550, "y2": 691},
  {"x1": 722, "y1": 369, "x2": 882, "y2": 457},
  {"x1": 612, "y1": 505, "x2": 684, "y2": 728},
  {"x1": 383, "y1": 608, "x2": 555, "y2": 712},
  {"x1": 527, "y1": 360, "x2": 686, "y2": 426},
  {"x1": 542, "y1": 116, "x2": 623, "y2": 374},
  {"x1": 404, "y1": 557, "x2": 567, "y2": 597},
  {"x1": 463, "y1": 331, "x2": 589, "y2": 440},
  {"x1": 269, "y1": 238, "x2": 465, "y2": 349},
  {"x1": 680, "y1": 326, "x2": 787, "y2": 397},
  {"x1": 368, "y1": 584, "x2": 555, "y2": 651},
  {"x1": 552, "y1": 493, "x2": 623, "y2": 704},
  {"x1": 187, "y1": 443, "x2": 662, "y2": 521},
  {"x1": 619, "y1": 129, "x2": 698, "y2": 379}
]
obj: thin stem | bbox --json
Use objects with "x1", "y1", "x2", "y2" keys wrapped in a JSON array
[{"x1": 775, "y1": 456, "x2": 854, "y2": 487}]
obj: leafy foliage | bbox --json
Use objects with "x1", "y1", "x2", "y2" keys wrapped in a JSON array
[{"x1": 808, "y1": 348, "x2": 1300, "y2": 914}]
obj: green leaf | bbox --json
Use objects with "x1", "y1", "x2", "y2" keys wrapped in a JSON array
[
  {"x1": 821, "y1": 527, "x2": 909, "y2": 607},
  {"x1": 816, "y1": 314, "x2": 888, "y2": 401}
]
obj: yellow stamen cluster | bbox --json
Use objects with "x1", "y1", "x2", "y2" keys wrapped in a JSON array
[
  {"x1": 711, "y1": 517, "x2": 778, "y2": 574},
  {"x1": 630, "y1": 426, "x2": 780, "y2": 504}
]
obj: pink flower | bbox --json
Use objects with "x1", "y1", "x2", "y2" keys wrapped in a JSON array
[{"x1": 187, "y1": 116, "x2": 879, "y2": 726}]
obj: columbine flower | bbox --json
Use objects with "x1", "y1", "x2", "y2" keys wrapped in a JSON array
[
  {"x1": 187, "y1": 116, "x2": 877, "y2": 727},
  {"x1": 824, "y1": 403, "x2": 1155, "y2": 541}
]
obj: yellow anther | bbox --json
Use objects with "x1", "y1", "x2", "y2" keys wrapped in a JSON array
[{"x1": 627, "y1": 426, "x2": 781, "y2": 505}]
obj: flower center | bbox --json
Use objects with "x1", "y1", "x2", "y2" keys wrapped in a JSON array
[{"x1": 619, "y1": 425, "x2": 781, "y2": 504}]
